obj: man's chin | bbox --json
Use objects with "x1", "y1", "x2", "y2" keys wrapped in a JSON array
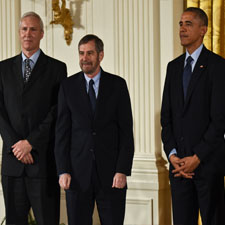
[
  {"x1": 82, "y1": 69, "x2": 94, "y2": 74},
  {"x1": 180, "y1": 41, "x2": 188, "y2": 47},
  {"x1": 22, "y1": 46, "x2": 33, "y2": 52},
  {"x1": 81, "y1": 66, "x2": 94, "y2": 74}
]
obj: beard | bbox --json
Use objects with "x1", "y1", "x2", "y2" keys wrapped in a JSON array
[{"x1": 80, "y1": 55, "x2": 100, "y2": 75}]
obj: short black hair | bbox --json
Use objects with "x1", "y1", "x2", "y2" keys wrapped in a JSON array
[
  {"x1": 78, "y1": 34, "x2": 104, "y2": 53},
  {"x1": 184, "y1": 7, "x2": 208, "y2": 26}
]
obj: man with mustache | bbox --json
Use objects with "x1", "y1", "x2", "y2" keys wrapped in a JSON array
[
  {"x1": 0, "y1": 12, "x2": 67, "y2": 224},
  {"x1": 161, "y1": 7, "x2": 225, "y2": 225},
  {"x1": 54, "y1": 34, "x2": 134, "y2": 225}
]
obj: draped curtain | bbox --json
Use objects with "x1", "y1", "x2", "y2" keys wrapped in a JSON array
[{"x1": 186, "y1": 0, "x2": 225, "y2": 58}]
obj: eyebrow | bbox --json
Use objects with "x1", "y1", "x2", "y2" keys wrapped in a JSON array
[
  {"x1": 179, "y1": 20, "x2": 193, "y2": 25},
  {"x1": 21, "y1": 26, "x2": 37, "y2": 28},
  {"x1": 79, "y1": 50, "x2": 95, "y2": 53}
]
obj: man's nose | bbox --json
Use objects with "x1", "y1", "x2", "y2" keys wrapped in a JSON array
[
  {"x1": 180, "y1": 25, "x2": 186, "y2": 32},
  {"x1": 25, "y1": 29, "x2": 31, "y2": 35},
  {"x1": 83, "y1": 53, "x2": 88, "y2": 60}
]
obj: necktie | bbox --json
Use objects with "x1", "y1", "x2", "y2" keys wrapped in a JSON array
[
  {"x1": 183, "y1": 56, "x2": 193, "y2": 99},
  {"x1": 24, "y1": 59, "x2": 32, "y2": 83},
  {"x1": 88, "y1": 79, "x2": 96, "y2": 112}
]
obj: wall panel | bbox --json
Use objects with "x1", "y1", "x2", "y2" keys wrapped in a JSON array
[{"x1": 0, "y1": 0, "x2": 20, "y2": 60}]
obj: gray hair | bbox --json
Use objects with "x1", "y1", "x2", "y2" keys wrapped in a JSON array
[{"x1": 19, "y1": 11, "x2": 44, "y2": 32}]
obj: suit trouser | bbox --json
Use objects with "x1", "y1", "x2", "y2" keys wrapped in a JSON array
[
  {"x1": 170, "y1": 165, "x2": 225, "y2": 225},
  {"x1": 66, "y1": 162, "x2": 127, "y2": 225},
  {"x1": 1, "y1": 175, "x2": 60, "y2": 225}
]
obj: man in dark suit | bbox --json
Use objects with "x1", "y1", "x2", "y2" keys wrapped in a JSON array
[
  {"x1": 161, "y1": 7, "x2": 225, "y2": 225},
  {"x1": 54, "y1": 34, "x2": 134, "y2": 225},
  {"x1": 0, "y1": 12, "x2": 67, "y2": 224}
]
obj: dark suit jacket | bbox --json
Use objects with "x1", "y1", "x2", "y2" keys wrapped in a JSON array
[
  {"x1": 55, "y1": 69, "x2": 134, "y2": 191},
  {"x1": 161, "y1": 46, "x2": 225, "y2": 172},
  {"x1": 0, "y1": 50, "x2": 67, "y2": 178}
]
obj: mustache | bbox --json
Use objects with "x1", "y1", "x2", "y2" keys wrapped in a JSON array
[{"x1": 81, "y1": 61, "x2": 92, "y2": 65}]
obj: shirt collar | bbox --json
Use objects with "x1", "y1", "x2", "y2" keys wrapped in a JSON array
[
  {"x1": 22, "y1": 49, "x2": 41, "y2": 64},
  {"x1": 84, "y1": 70, "x2": 101, "y2": 84},
  {"x1": 185, "y1": 44, "x2": 203, "y2": 63}
]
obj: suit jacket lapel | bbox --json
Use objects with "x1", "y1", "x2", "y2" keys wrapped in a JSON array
[
  {"x1": 73, "y1": 70, "x2": 111, "y2": 122},
  {"x1": 13, "y1": 54, "x2": 24, "y2": 91},
  {"x1": 175, "y1": 54, "x2": 186, "y2": 108},
  {"x1": 184, "y1": 46, "x2": 208, "y2": 111},
  {"x1": 77, "y1": 73, "x2": 93, "y2": 119},
  {"x1": 23, "y1": 50, "x2": 47, "y2": 91},
  {"x1": 94, "y1": 70, "x2": 112, "y2": 120}
]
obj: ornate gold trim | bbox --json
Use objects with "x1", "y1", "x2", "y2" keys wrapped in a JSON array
[{"x1": 50, "y1": 0, "x2": 74, "y2": 45}]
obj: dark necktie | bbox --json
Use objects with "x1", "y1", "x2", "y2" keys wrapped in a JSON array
[
  {"x1": 88, "y1": 79, "x2": 96, "y2": 112},
  {"x1": 24, "y1": 59, "x2": 32, "y2": 83},
  {"x1": 183, "y1": 56, "x2": 193, "y2": 99}
]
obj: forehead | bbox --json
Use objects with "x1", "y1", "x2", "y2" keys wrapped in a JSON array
[
  {"x1": 79, "y1": 40, "x2": 96, "y2": 51},
  {"x1": 180, "y1": 11, "x2": 199, "y2": 22},
  {"x1": 20, "y1": 16, "x2": 40, "y2": 27}
]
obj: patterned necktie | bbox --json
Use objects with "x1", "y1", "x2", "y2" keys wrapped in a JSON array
[
  {"x1": 24, "y1": 59, "x2": 32, "y2": 83},
  {"x1": 88, "y1": 79, "x2": 96, "y2": 112},
  {"x1": 183, "y1": 56, "x2": 193, "y2": 99}
]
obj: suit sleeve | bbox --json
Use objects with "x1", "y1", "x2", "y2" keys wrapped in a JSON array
[
  {"x1": 0, "y1": 63, "x2": 21, "y2": 151},
  {"x1": 161, "y1": 62, "x2": 177, "y2": 159},
  {"x1": 116, "y1": 79, "x2": 134, "y2": 176},
  {"x1": 192, "y1": 58, "x2": 225, "y2": 162},
  {"x1": 26, "y1": 62, "x2": 67, "y2": 150},
  {"x1": 54, "y1": 83, "x2": 72, "y2": 175}
]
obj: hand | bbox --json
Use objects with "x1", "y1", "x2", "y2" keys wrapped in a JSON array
[
  {"x1": 112, "y1": 173, "x2": 127, "y2": 189},
  {"x1": 21, "y1": 153, "x2": 34, "y2": 164},
  {"x1": 170, "y1": 154, "x2": 182, "y2": 170},
  {"x1": 12, "y1": 140, "x2": 32, "y2": 161},
  {"x1": 59, "y1": 173, "x2": 71, "y2": 190},
  {"x1": 170, "y1": 154, "x2": 194, "y2": 179},
  {"x1": 172, "y1": 154, "x2": 200, "y2": 176}
]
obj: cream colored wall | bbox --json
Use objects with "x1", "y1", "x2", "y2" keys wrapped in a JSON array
[{"x1": 0, "y1": 0, "x2": 183, "y2": 224}]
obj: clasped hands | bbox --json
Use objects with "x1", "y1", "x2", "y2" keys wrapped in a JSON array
[
  {"x1": 170, "y1": 154, "x2": 200, "y2": 179},
  {"x1": 12, "y1": 140, "x2": 33, "y2": 164},
  {"x1": 59, "y1": 172, "x2": 127, "y2": 190}
]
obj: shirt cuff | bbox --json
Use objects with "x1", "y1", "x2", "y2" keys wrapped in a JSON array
[
  {"x1": 168, "y1": 148, "x2": 177, "y2": 159},
  {"x1": 59, "y1": 173, "x2": 70, "y2": 177}
]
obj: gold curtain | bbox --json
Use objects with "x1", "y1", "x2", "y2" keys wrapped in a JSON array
[{"x1": 186, "y1": 0, "x2": 225, "y2": 58}]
